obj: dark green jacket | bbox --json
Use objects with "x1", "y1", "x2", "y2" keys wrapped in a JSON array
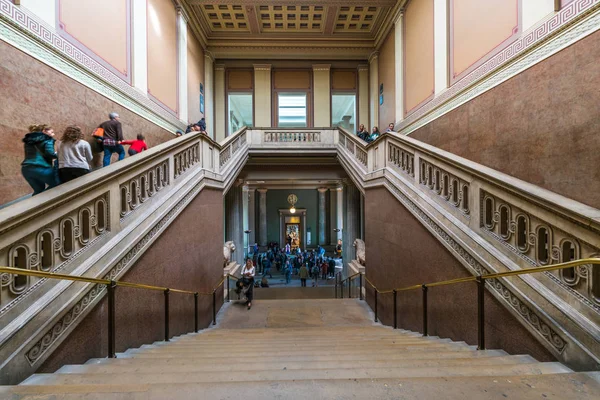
[
  {"x1": 22, "y1": 132, "x2": 57, "y2": 168},
  {"x1": 299, "y1": 266, "x2": 309, "y2": 279}
]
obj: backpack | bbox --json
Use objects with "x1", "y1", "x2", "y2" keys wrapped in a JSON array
[{"x1": 92, "y1": 127, "x2": 105, "y2": 152}]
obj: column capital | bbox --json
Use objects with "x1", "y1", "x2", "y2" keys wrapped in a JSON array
[
  {"x1": 253, "y1": 64, "x2": 272, "y2": 71},
  {"x1": 331, "y1": 187, "x2": 343, "y2": 192},
  {"x1": 317, "y1": 187, "x2": 329, "y2": 193},
  {"x1": 204, "y1": 51, "x2": 215, "y2": 63},
  {"x1": 368, "y1": 51, "x2": 379, "y2": 64},
  {"x1": 312, "y1": 64, "x2": 331, "y2": 72},
  {"x1": 357, "y1": 64, "x2": 369, "y2": 72},
  {"x1": 393, "y1": 7, "x2": 404, "y2": 25},
  {"x1": 215, "y1": 64, "x2": 226, "y2": 71},
  {"x1": 257, "y1": 188, "x2": 268, "y2": 194}
]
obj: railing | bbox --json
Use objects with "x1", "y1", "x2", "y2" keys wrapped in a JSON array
[
  {"x1": 335, "y1": 272, "x2": 362, "y2": 300},
  {"x1": 353, "y1": 258, "x2": 600, "y2": 351},
  {"x1": 0, "y1": 266, "x2": 228, "y2": 358}
]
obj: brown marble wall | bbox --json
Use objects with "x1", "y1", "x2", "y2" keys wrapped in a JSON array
[
  {"x1": 364, "y1": 187, "x2": 555, "y2": 362},
  {"x1": 39, "y1": 188, "x2": 224, "y2": 373},
  {"x1": 410, "y1": 30, "x2": 600, "y2": 209},
  {"x1": 0, "y1": 40, "x2": 177, "y2": 205}
]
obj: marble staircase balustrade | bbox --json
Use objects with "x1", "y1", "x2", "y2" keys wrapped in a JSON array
[
  {"x1": 0, "y1": 128, "x2": 248, "y2": 383},
  {"x1": 335, "y1": 127, "x2": 600, "y2": 370}
]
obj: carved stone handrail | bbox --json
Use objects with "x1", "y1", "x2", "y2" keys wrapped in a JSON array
[
  {"x1": 0, "y1": 128, "x2": 248, "y2": 383},
  {"x1": 336, "y1": 131, "x2": 600, "y2": 370}
]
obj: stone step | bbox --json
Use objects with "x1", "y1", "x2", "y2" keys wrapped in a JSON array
[
  {"x1": 21, "y1": 362, "x2": 572, "y2": 385},
  {"x1": 84, "y1": 349, "x2": 509, "y2": 365},
  {"x1": 135, "y1": 340, "x2": 459, "y2": 352},
  {"x1": 122, "y1": 343, "x2": 474, "y2": 358},
  {"x1": 7, "y1": 373, "x2": 599, "y2": 400},
  {"x1": 57, "y1": 355, "x2": 538, "y2": 374}
]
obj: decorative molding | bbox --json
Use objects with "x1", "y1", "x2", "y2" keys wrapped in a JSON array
[
  {"x1": 382, "y1": 182, "x2": 568, "y2": 354},
  {"x1": 0, "y1": 0, "x2": 185, "y2": 132},
  {"x1": 400, "y1": 0, "x2": 600, "y2": 135}
]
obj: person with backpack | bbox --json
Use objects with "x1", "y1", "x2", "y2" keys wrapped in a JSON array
[
  {"x1": 57, "y1": 125, "x2": 93, "y2": 183},
  {"x1": 21, "y1": 124, "x2": 59, "y2": 195},
  {"x1": 262, "y1": 256, "x2": 273, "y2": 278},
  {"x1": 120, "y1": 134, "x2": 148, "y2": 156},
  {"x1": 98, "y1": 112, "x2": 125, "y2": 167}
]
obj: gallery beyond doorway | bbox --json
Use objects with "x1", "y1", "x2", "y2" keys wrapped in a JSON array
[{"x1": 279, "y1": 208, "x2": 307, "y2": 250}]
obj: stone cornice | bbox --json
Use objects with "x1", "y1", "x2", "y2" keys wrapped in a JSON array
[{"x1": 312, "y1": 63, "x2": 331, "y2": 71}]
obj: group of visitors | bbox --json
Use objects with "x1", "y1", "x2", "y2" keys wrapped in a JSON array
[
  {"x1": 355, "y1": 122, "x2": 395, "y2": 143},
  {"x1": 251, "y1": 246, "x2": 337, "y2": 287},
  {"x1": 20, "y1": 112, "x2": 149, "y2": 196}
]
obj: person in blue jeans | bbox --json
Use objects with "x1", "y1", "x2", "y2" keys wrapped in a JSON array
[
  {"x1": 98, "y1": 112, "x2": 125, "y2": 167},
  {"x1": 285, "y1": 261, "x2": 292, "y2": 284},
  {"x1": 21, "y1": 124, "x2": 59, "y2": 195}
]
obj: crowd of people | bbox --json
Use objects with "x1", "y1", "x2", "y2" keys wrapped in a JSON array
[
  {"x1": 236, "y1": 243, "x2": 340, "y2": 310},
  {"x1": 355, "y1": 122, "x2": 395, "y2": 143},
  {"x1": 20, "y1": 112, "x2": 209, "y2": 196}
]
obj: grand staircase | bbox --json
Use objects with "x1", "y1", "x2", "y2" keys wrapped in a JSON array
[{"x1": 1, "y1": 299, "x2": 599, "y2": 399}]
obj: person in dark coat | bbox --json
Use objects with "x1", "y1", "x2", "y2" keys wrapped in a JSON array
[{"x1": 21, "y1": 124, "x2": 59, "y2": 195}]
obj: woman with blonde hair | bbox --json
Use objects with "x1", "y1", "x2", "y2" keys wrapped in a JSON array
[
  {"x1": 21, "y1": 124, "x2": 59, "y2": 195},
  {"x1": 58, "y1": 125, "x2": 93, "y2": 183}
]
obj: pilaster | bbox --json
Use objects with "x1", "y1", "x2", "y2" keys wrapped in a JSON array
[
  {"x1": 434, "y1": 0, "x2": 448, "y2": 95},
  {"x1": 132, "y1": 0, "x2": 148, "y2": 93},
  {"x1": 177, "y1": 9, "x2": 188, "y2": 122},
  {"x1": 204, "y1": 53, "x2": 214, "y2": 139},
  {"x1": 253, "y1": 64, "x2": 272, "y2": 127},
  {"x1": 312, "y1": 64, "x2": 331, "y2": 127},
  {"x1": 357, "y1": 64, "x2": 370, "y2": 130},
  {"x1": 394, "y1": 10, "x2": 404, "y2": 122},
  {"x1": 368, "y1": 52, "x2": 379, "y2": 130},
  {"x1": 214, "y1": 63, "x2": 226, "y2": 142}
]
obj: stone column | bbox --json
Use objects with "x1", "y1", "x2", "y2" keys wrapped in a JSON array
[
  {"x1": 204, "y1": 53, "x2": 214, "y2": 139},
  {"x1": 368, "y1": 52, "x2": 379, "y2": 129},
  {"x1": 254, "y1": 64, "x2": 272, "y2": 127},
  {"x1": 242, "y1": 185, "x2": 250, "y2": 257},
  {"x1": 225, "y1": 183, "x2": 244, "y2": 265},
  {"x1": 318, "y1": 188, "x2": 328, "y2": 246},
  {"x1": 336, "y1": 186, "x2": 344, "y2": 242},
  {"x1": 132, "y1": 0, "x2": 148, "y2": 93},
  {"x1": 248, "y1": 187, "x2": 256, "y2": 246},
  {"x1": 394, "y1": 10, "x2": 404, "y2": 122},
  {"x1": 312, "y1": 64, "x2": 331, "y2": 127},
  {"x1": 357, "y1": 64, "x2": 370, "y2": 129},
  {"x1": 329, "y1": 188, "x2": 338, "y2": 245},
  {"x1": 343, "y1": 182, "x2": 361, "y2": 275},
  {"x1": 214, "y1": 63, "x2": 226, "y2": 142},
  {"x1": 258, "y1": 188, "x2": 268, "y2": 246},
  {"x1": 176, "y1": 7, "x2": 188, "y2": 123}
]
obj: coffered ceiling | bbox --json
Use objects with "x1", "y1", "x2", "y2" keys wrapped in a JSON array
[{"x1": 179, "y1": 1, "x2": 402, "y2": 59}]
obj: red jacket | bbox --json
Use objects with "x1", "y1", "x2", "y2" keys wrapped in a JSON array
[{"x1": 121, "y1": 140, "x2": 148, "y2": 153}]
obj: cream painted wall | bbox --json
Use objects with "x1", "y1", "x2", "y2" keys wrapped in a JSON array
[
  {"x1": 204, "y1": 55, "x2": 214, "y2": 138},
  {"x1": 187, "y1": 28, "x2": 205, "y2": 125},
  {"x1": 19, "y1": 0, "x2": 56, "y2": 28},
  {"x1": 522, "y1": 0, "x2": 555, "y2": 31},
  {"x1": 369, "y1": 54, "x2": 379, "y2": 130},
  {"x1": 357, "y1": 65, "x2": 369, "y2": 129}
]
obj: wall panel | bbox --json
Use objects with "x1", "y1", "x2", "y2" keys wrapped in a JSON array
[
  {"x1": 228, "y1": 70, "x2": 253, "y2": 90},
  {"x1": 378, "y1": 27, "x2": 395, "y2": 129},
  {"x1": 58, "y1": 0, "x2": 130, "y2": 81},
  {"x1": 273, "y1": 70, "x2": 311, "y2": 90},
  {"x1": 187, "y1": 26, "x2": 204, "y2": 124},
  {"x1": 404, "y1": 0, "x2": 435, "y2": 115},
  {"x1": 331, "y1": 70, "x2": 357, "y2": 91},
  {"x1": 450, "y1": 0, "x2": 520, "y2": 82},
  {"x1": 147, "y1": 0, "x2": 178, "y2": 113}
]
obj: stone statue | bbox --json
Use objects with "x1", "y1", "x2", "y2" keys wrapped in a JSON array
[
  {"x1": 353, "y1": 238, "x2": 366, "y2": 266},
  {"x1": 223, "y1": 241, "x2": 236, "y2": 267}
]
